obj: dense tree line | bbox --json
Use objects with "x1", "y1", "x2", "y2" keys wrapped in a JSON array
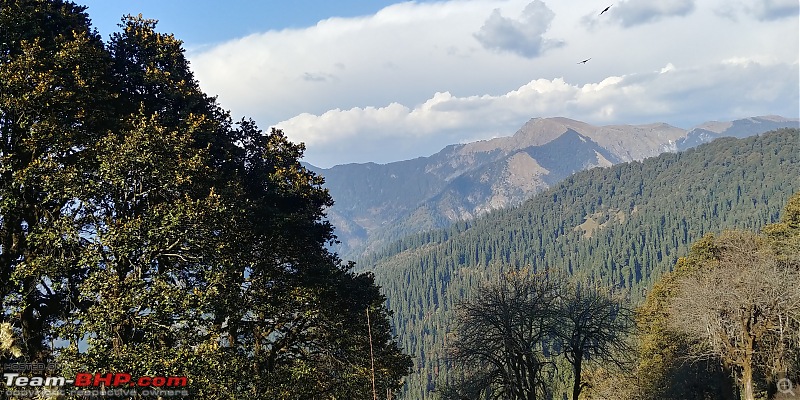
[
  {"x1": 443, "y1": 193, "x2": 799, "y2": 400},
  {"x1": 593, "y1": 193, "x2": 800, "y2": 400},
  {"x1": 0, "y1": 1, "x2": 410, "y2": 398},
  {"x1": 357, "y1": 129, "x2": 799, "y2": 398}
]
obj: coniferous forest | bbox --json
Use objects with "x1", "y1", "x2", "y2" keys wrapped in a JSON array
[
  {"x1": 357, "y1": 129, "x2": 799, "y2": 399},
  {"x1": 2, "y1": 1, "x2": 799, "y2": 400}
]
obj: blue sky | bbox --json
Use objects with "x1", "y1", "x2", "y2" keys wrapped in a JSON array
[
  {"x1": 76, "y1": 0, "x2": 799, "y2": 168},
  {"x1": 80, "y1": 1, "x2": 421, "y2": 46}
]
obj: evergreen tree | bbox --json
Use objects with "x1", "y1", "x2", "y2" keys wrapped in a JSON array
[
  {"x1": 0, "y1": 3, "x2": 411, "y2": 398},
  {"x1": 0, "y1": 0, "x2": 114, "y2": 365}
]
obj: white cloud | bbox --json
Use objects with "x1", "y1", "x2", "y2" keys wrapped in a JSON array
[
  {"x1": 187, "y1": 0, "x2": 799, "y2": 167},
  {"x1": 753, "y1": 0, "x2": 799, "y2": 20},
  {"x1": 714, "y1": 0, "x2": 797, "y2": 21},
  {"x1": 610, "y1": 0, "x2": 696, "y2": 27},
  {"x1": 276, "y1": 59, "x2": 798, "y2": 166},
  {"x1": 581, "y1": 0, "x2": 696, "y2": 29},
  {"x1": 189, "y1": 0, "x2": 507, "y2": 127},
  {"x1": 474, "y1": 0, "x2": 564, "y2": 58}
]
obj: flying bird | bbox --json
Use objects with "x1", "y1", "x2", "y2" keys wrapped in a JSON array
[
  {"x1": 599, "y1": 5, "x2": 612, "y2": 15},
  {"x1": 577, "y1": 58, "x2": 591, "y2": 64}
]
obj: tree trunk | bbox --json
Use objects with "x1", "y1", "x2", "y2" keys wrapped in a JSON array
[
  {"x1": 572, "y1": 353, "x2": 583, "y2": 400},
  {"x1": 742, "y1": 363, "x2": 755, "y2": 400}
]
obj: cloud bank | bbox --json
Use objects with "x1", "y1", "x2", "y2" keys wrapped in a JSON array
[
  {"x1": 188, "y1": 0, "x2": 799, "y2": 167},
  {"x1": 277, "y1": 59, "x2": 798, "y2": 166}
]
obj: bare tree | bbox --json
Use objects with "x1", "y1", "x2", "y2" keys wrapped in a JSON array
[
  {"x1": 446, "y1": 270, "x2": 558, "y2": 400},
  {"x1": 556, "y1": 282, "x2": 634, "y2": 400},
  {"x1": 669, "y1": 230, "x2": 800, "y2": 400}
]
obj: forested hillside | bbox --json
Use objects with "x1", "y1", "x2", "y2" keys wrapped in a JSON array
[
  {"x1": 357, "y1": 129, "x2": 800, "y2": 398},
  {"x1": 317, "y1": 116, "x2": 798, "y2": 258}
]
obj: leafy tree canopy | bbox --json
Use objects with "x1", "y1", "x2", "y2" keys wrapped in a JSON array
[{"x1": 0, "y1": 2, "x2": 411, "y2": 398}]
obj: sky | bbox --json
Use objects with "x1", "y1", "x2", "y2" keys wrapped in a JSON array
[{"x1": 79, "y1": 0, "x2": 799, "y2": 168}]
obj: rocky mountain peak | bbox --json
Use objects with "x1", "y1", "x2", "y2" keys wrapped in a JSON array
[{"x1": 313, "y1": 115, "x2": 799, "y2": 258}]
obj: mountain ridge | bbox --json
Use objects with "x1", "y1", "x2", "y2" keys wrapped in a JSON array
[{"x1": 308, "y1": 115, "x2": 799, "y2": 257}]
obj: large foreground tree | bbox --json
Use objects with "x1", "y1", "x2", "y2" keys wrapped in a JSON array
[
  {"x1": 1, "y1": 0, "x2": 115, "y2": 365},
  {"x1": 629, "y1": 248, "x2": 736, "y2": 400},
  {"x1": 0, "y1": 2, "x2": 410, "y2": 398},
  {"x1": 668, "y1": 210, "x2": 800, "y2": 400}
]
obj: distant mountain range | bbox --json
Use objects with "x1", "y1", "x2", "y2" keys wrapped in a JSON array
[{"x1": 306, "y1": 115, "x2": 799, "y2": 258}]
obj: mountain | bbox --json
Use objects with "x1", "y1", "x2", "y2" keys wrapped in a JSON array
[
  {"x1": 676, "y1": 115, "x2": 798, "y2": 150},
  {"x1": 309, "y1": 116, "x2": 798, "y2": 258},
  {"x1": 359, "y1": 128, "x2": 799, "y2": 398}
]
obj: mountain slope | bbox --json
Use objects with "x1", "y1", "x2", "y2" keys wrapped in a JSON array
[
  {"x1": 312, "y1": 116, "x2": 798, "y2": 257},
  {"x1": 358, "y1": 128, "x2": 800, "y2": 398},
  {"x1": 676, "y1": 115, "x2": 798, "y2": 150}
]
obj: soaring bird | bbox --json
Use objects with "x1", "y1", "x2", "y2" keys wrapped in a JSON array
[
  {"x1": 600, "y1": 5, "x2": 612, "y2": 15},
  {"x1": 577, "y1": 58, "x2": 591, "y2": 64}
]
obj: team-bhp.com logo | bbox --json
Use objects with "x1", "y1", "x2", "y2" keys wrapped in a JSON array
[
  {"x1": 4, "y1": 371, "x2": 189, "y2": 397},
  {"x1": 74, "y1": 373, "x2": 187, "y2": 388}
]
